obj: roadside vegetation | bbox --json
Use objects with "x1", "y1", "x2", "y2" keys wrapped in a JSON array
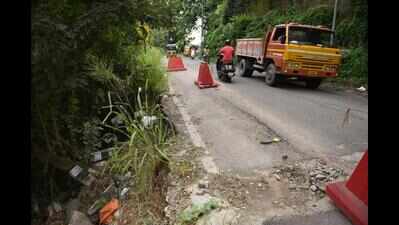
[{"x1": 32, "y1": 0, "x2": 181, "y2": 224}]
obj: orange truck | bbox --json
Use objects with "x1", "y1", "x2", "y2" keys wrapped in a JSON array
[{"x1": 235, "y1": 23, "x2": 342, "y2": 89}]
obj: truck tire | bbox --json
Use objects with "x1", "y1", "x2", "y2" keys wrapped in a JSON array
[
  {"x1": 305, "y1": 78, "x2": 323, "y2": 89},
  {"x1": 238, "y1": 59, "x2": 253, "y2": 77},
  {"x1": 265, "y1": 63, "x2": 278, "y2": 86}
]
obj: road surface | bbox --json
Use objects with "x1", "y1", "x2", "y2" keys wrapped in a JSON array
[
  {"x1": 168, "y1": 57, "x2": 367, "y2": 173},
  {"x1": 166, "y1": 56, "x2": 367, "y2": 224}
]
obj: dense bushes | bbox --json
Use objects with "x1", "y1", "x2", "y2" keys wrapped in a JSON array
[
  {"x1": 32, "y1": 0, "x2": 174, "y2": 214},
  {"x1": 339, "y1": 47, "x2": 368, "y2": 85}
]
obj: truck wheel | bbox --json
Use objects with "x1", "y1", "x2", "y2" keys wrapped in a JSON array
[
  {"x1": 265, "y1": 63, "x2": 278, "y2": 86},
  {"x1": 305, "y1": 78, "x2": 323, "y2": 89},
  {"x1": 238, "y1": 59, "x2": 253, "y2": 77}
]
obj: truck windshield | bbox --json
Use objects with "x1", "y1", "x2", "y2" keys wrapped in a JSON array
[{"x1": 288, "y1": 26, "x2": 332, "y2": 47}]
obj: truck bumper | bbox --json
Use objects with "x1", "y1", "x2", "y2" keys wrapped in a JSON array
[{"x1": 280, "y1": 68, "x2": 338, "y2": 78}]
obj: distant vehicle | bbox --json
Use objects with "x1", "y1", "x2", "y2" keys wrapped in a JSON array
[
  {"x1": 235, "y1": 23, "x2": 342, "y2": 89},
  {"x1": 166, "y1": 43, "x2": 177, "y2": 57}
]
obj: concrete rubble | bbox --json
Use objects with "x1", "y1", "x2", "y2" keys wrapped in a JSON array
[{"x1": 271, "y1": 159, "x2": 347, "y2": 198}]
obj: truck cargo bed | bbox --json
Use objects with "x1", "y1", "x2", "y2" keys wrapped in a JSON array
[{"x1": 236, "y1": 38, "x2": 264, "y2": 59}]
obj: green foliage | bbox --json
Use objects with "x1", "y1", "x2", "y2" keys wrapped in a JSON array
[
  {"x1": 32, "y1": 0, "x2": 174, "y2": 211},
  {"x1": 339, "y1": 47, "x2": 368, "y2": 85},
  {"x1": 335, "y1": 0, "x2": 368, "y2": 48},
  {"x1": 299, "y1": 5, "x2": 333, "y2": 26},
  {"x1": 177, "y1": 200, "x2": 219, "y2": 225},
  {"x1": 87, "y1": 45, "x2": 170, "y2": 196},
  {"x1": 103, "y1": 88, "x2": 172, "y2": 194},
  {"x1": 82, "y1": 119, "x2": 104, "y2": 158}
]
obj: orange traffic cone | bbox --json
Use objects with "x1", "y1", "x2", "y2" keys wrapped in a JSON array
[
  {"x1": 167, "y1": 55, "x2": 186, "y2": 72},
  {"x1": 326, "y1": 150, "x2": 368, "y2": 225},
  {"x1": 194, "y1": 62, "x2": 218, "y2": 89}
]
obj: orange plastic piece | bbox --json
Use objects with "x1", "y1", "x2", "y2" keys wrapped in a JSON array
[{"x1": 99, "y1": 198, "x2": 120, "y2": 225}]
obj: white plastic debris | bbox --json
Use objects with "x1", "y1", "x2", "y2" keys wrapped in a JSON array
[
  {"x1": 120, "y1": 187, "x2": 129, "y2": 196},
  {"x1": 356, "y1": 86, "x2": 366, "y2": 92},
  {"x1": 69, "y1": 165, "x2": 83, "y2": 178},
  {"x1": 272, "y1": 137, "x2": 281, "y2": 142},
  {"x1": 142, "y1": 116, "x2": 158, "y2": 128}
]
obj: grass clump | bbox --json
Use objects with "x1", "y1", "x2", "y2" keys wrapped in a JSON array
[{"x1": 177, "y1": 200, "x2": 219, "y2": 225}]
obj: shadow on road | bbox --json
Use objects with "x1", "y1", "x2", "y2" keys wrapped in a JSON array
[{"x1": 248, "y1": 74, "x2": 342, "y2": 96}]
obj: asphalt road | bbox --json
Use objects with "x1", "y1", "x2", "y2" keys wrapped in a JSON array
[
  {"x1": 168, "y1": 57, "x2": 368, "y2": 173},
  {"x1": 167, "y1": 56, "x2": 367, "y2": 224}
]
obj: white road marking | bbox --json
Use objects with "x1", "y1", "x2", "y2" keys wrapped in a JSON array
[{"x1": 168, "y1": 82, "x2": 219, "y2": 174}]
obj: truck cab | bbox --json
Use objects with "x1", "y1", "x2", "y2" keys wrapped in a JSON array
[{"x1": 236, "y1": 23, "x2": 342, "y2": 89}]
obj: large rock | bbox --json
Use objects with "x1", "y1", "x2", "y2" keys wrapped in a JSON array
[{"x1": 68, "y1": 210, "x2": 93, "y2": 225}]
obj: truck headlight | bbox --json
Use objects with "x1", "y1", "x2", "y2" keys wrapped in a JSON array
[{"x1": 287, "y1": 62, "x2": 300, "y2": 69}]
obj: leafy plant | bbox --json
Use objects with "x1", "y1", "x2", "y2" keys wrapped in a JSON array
[
  {"x1": 177, "y1": 200, "x2": 219, "y2": 225},
  {"x1": 338, "y1": 47, "x2": 368, "y2": 85},
  {"x1": 87, "y1": 47, "x2": 172, "y2": 195}
]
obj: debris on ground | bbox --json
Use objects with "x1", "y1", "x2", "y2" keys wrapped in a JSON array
[
  {"x1": 99, "y1": 198, "x2": 120, "y2": 225},
  {"x1": 356, "y1": 86, "x2": 367, "y2": 92},
  {"x1": 87, "y1": 197, "x2": 109, "y2": 216},
  {"x1": 271, "y1": 159, "x2": 347, "y2": 199},
  {"x1": 142, "y1": 115, "x2": 158, "y2": 128},
  {"x1": 260, "y1": 137, "x2": 281, "y2": 145},
  {"x1": 69, "y1": 165, "x2": 96, "y2": 186},
  {"x1": 90, "y1": 148, "x2": 114, "y2": 163},
  {"x1": 198, "y1": 180, "x2": 209, "y2": 189},
  {"x1": 119, "y1": 187, "x2": 129, "y2": 199}
]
